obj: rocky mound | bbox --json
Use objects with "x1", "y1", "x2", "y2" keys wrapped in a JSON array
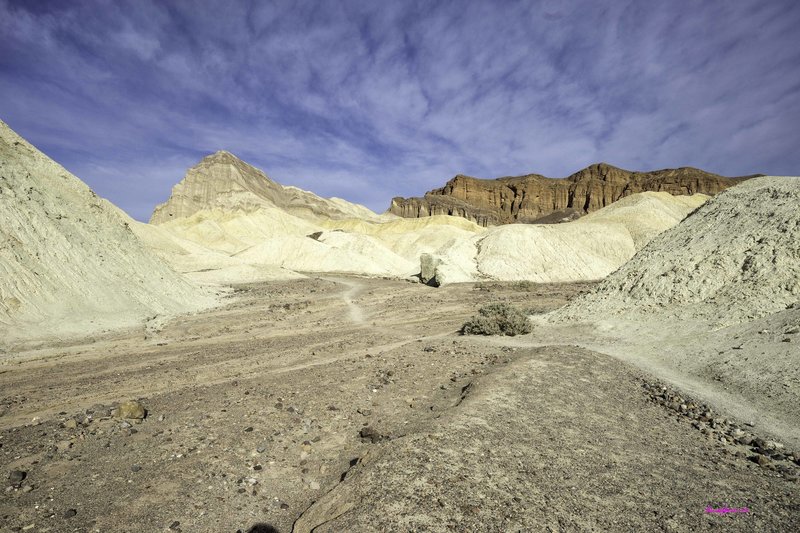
[
  {"x1": 146, "y1": 206, "x2": 481, "y2": 281},
  {"x1": 538, "y1": 176, "x2": 800, "y2": 445},
  {"x1": 390, "y1": 163, "x2": 756, "y2": 226},
  {"x1": 145, "y1": 154, "x2": 486, "y2": 283},
  {"x1": 421, "y1": 192, "x2": 707, "y2": 286},
  {"x1": 130, "y1": 218, "x2": 306, "y2": 285},
  {"x1": 319, "y1": 215, "x2": 485, "y2": 263},
  {"x1": 556, "y1": 176, "x2": 800, "y2": 324},
  {"x1": 150, "y1": 151, "x2": 383, "y2": 224},
  {"x1": 0, "y1": 120, "x2": 215, "y2": 347}
]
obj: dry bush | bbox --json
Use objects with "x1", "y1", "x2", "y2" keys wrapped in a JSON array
[{"x1": 461, "y1": 303, "x2": 532, "y2": 336}]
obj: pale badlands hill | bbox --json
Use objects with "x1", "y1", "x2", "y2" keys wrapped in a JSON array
[
  {"x1": 141, "y1": 206, "x2": 486, "y2": 282},
  {"x1": 556, "y1": 176, "x2": 800, "y2": 323},
  {"x1": 541, "y1": 176, "x2": 800, "y2": 445},
  {"x1": 0, "y1": 120, "x2": 216, "y2": 349},
  {"x1": 421, "y1": 191, "x2": 708, "y2": 285}
]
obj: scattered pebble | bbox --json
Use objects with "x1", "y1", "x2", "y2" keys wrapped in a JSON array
[
  {"x1": 8, "y1": 470, "x2": 26, "y2": 484},
  {"x1": 753, "y1": 455, "x2": 772, "y2": 467},
  {"x1": 359, "y1": 426, "x2": 387, "y2": 443},
  {"x1": 642, "y1": 379, "x2": 798, "y2": 475}
]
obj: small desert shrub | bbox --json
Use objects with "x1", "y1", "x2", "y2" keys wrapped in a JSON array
[
  {"x1": 511, "y1": 280, "x2": 536, "y2": 292},
  {"x1": 461, "y1": 303, "x2": 532, "y2": 336},
  {"x1": 473, "y1": 280, "x2": 537, "y2": 292}
]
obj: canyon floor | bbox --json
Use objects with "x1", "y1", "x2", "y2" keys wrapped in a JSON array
[{"x1": 1, "y1": 278, "x2": 797, "y2": 532}]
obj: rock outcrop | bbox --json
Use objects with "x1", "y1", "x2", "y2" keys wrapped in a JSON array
[
  {"x1": 151, "y1": 151, "x2": 380, "y2": 224},
  {"x1": 390, "y1": 163, "x2": 758, "y2": 226}
]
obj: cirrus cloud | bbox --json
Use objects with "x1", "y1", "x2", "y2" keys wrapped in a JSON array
[{"x1": 1, "y1": 0, "x2": 798, "y2": 220}]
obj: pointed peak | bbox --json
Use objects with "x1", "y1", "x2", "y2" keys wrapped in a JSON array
[
  {"x1": 589, "y1": 162, "x2": 624, "y2": 172},
  {"x1": 191, "y1": 151, "x2": 275, "y2": 184},
  {"x1": 202, "y1": 150, "x2": 240, "y2": 163},
  {"x1": 193, "y1": 150, "x2": 270, "y2": 177}
]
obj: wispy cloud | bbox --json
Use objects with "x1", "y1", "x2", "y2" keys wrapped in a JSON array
[{"x1": 1, "y1": 0, "x2": 798, "y2": 220}]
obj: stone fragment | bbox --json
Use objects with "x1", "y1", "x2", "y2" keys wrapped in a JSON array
[
  {"x1": 359, "y1": 426, "x2": 387, "y2": 443},
  {"x1": 116, "y1": 401, "x2": 146, "y2": 420},
  {"x1": 752, "y1": 455, "x2": 772, "y2": 467}
]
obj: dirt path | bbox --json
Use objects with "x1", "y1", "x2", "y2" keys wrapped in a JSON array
[
  {"x1": 318, "y1": 276, "x2": 367, "y2": 325},
  {"x1": 479, "y1": 319, "x2": 800, "y2": 450}
]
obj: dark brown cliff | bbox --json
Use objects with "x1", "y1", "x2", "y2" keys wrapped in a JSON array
[{"x1": 389, "y1": 163, "x2": 759, "y2": 226}]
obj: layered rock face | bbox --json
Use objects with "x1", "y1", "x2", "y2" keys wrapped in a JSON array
[
  {"x1": 390, "y1": 163, "x2": 757, "y2": 226},
  {"x1": 151, "y1": 151, "x2": 379, "y2": 224}
]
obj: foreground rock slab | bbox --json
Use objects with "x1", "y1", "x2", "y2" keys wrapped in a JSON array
[{"x1": 295, "y1": 346, "x2": 798, "y2": 532}]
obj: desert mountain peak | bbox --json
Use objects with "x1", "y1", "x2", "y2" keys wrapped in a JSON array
[
  {"x1": 200, "y1": 149, "x2": 249, "y2": 166},
  {"x1": 150, "y1": 151, "x2": 379, "y2": 224}
]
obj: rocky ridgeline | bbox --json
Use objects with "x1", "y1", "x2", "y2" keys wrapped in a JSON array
[
  {"x1": 390, "y1": 163, "x2": 756, "y2": 226},
  {"x1": 641, "y1": 380, "x2": 800, "y2": 480}
]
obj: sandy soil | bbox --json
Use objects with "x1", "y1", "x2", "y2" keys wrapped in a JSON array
[{"x1": 1, "y1": 278, "x2": 797, "y2": 532}]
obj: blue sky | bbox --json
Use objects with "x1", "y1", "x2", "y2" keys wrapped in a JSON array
[{"x1": 1, "y1": 0, "x2": 799, "y2": 221}]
